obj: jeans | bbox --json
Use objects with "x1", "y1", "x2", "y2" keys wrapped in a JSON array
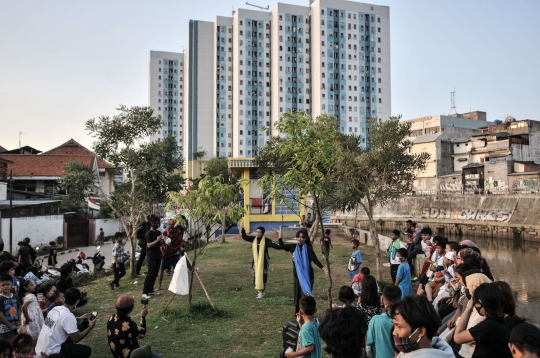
[
  {"x1": 136, "y1": 243, "x2": 147, "y2": 275},
  {"x1": 112, "y1": 262, "x2": 126, "y2": 287},
  {"x1": 143, "y1": 258, "x2": 161, "y2": 295},
  {"x1": 60, "y1": 337, "x2": 91, "y2": 358}
]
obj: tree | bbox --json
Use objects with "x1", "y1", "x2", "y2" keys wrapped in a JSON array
[
  {"x1": 61, "y1": 105, "x2": 184, "y2": 278},
  {"x1": 203, "y1": 157, "x2": 230, "y2": 181},
  {"x1": 166, "y1": 176, "x2": 246, "y2": 304},
  {"x1": 57, "y1": 161, "x2": 96, "y2": 203},
  {"x1": 256, "y1": 111, "x2": 352, "y2": 308},
  {"x1": 330, "y1": 116, "x2": 430, "y2": 281}
]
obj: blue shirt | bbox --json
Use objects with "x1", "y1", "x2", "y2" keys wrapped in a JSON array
[
  {"x1": 296, "y1": 319, "x2": 321, "y2": 358},
  {"x1": 367, "y1": 312, "x2": 394, "y2": 358},
  {"x1": 348, "y1": 249, "x2": 363, "y2": 272},
  {"x1": 396, "y1": 263, "x2": 412, "y2": 298}
]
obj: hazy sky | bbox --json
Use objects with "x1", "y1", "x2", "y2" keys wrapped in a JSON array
[{"x1": 1, "y1": 0, "x2": 539, "y2": 152}]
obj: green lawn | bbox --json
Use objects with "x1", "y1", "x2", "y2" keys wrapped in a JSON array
[{"x1": 77, "y1": 234, "x2": 390, "y2": 358}]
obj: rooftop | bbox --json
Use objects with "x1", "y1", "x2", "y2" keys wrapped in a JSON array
[
  {"x1": 43, "y1": 139, "x2": 115, "y2": 169},
  {"x1": 413, "y1": 133, "x2": 441, "y2": 144},
  {"x1": 0, "y1": 154, "x2": 96, "y2": 177}
]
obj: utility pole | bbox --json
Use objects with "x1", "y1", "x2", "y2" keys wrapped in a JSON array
[{"x1": 9, "y1": 170, "x2": 13, "y2": 254}]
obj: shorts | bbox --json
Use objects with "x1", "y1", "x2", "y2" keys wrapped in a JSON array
[{"x1": 161, "y1": 254, "x2": 180, "y2": 271}]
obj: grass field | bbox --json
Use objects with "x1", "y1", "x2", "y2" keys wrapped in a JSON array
[{"x1": 76, "y1": 232, "x2": 392, "y2": 358}]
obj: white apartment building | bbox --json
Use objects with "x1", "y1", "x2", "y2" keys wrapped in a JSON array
[
  {"x1": 149, "y1": 0, "x2": 391, "y2": 177},
  {"x1": 148, "y1": 51, "x2": 185, "y2": 145}
]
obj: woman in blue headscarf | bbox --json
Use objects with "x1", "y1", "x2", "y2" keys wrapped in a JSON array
[{"x1": 275, "y1": 228, "x2": 328, "y2": 313}]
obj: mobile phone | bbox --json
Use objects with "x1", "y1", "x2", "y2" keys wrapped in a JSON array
[
  {"x1": 90, "y1": 311, "x2": 97, "y2": 321},
  {"x1": 444, "y1": 271, "x2": 453, "y2": 279}
]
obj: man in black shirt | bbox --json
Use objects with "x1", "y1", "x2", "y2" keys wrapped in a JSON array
[
  {"x1": 135, "y1": 216, "x2": 151, "y2": 276},
  {"x1": 22, "y1": 237, "x2": 37, "y2": 264},
  {"x1": 142, "y1": 218, "x2": 163, "y2": 299},
  {"x1": 0, "y1": 239, "x2": 16, "y2": 264}
]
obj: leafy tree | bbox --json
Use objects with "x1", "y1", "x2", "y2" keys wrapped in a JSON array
[
  {"x1": 203, "y1": 157, "x2": 230, "y2": 181},
  {"x1": 255, "y1": 111, "x2": 350, "y2": 307},
  {"x1": 166, "y1": 176, "x2": 246, "y2": 304},
  {"x1": 328, "y1": 116, "x2": 430, "y2": 280},
  {"x1": 61, "y1": 105, "x2": 184, "y2": 278},
  {"x1": 57, "y1": 161, "x2": 96, "y2": 203}
]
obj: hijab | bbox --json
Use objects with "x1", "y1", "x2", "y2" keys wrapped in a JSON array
[{"x1": 462, "y1": 271, "x2": 491, "y2": 294}]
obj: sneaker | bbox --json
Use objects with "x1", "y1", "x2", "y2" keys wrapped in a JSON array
[
  {"x1": 141, "y1": 294, "x2": 151, "y2": 299},
  {"x1": 256, "y1": 291, "x2": 265, "y2": 299},
  {"x1": 165, "y1": 270, "x2": 172, "y2": 276},
  {"x1": 148, "y1": 291, "x2": 160, "y2": 296}
]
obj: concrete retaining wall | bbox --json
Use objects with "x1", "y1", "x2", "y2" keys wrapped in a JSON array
[
  {"x1": 0, "y1": 215, "x2": 64, "y2": 254},
  {"x1": 333, "y1": 194, "x2": 540, "y2": 241}
]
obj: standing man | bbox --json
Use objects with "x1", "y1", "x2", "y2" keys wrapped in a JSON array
[
  {"x1": 386, "y1": 230, "x2": 407, "y2": 283},
  {"x1": 240, "y1": 223, "x2": 281, "y2": 299},
  {"x1": 22, "y1": 238, "x2": 37, "y2": 264},
  {"x1": 142, "y1": 218, "x2": 163, "y2": 300},
  {"x1": 110, "y1": 232, "x2": 128, "y2": 290},
  {"x1": 17, "y1": 242, "x2": 32, "y2": 272},
  {"x1": 96, "y1": 228, "x2": 105, "y2": 245},
  {"x1": 156, "y1": 219, "x2": 184, "y2": 291},
  {"x1": 305, "y1": 213, "x2": 314, "y2": 228},
  {"x1": 407, "y1": 223, "x2": 425, "y2": 276},
  {"x1": 135, "y1": 216, "x2": 151, "y2": 276}
]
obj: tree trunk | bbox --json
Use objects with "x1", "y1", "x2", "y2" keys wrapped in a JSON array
[
  {"x1": 314, "y1": 196, "x2": 333, "y2": 309},
  {"x1": 220, "y1": 217, "x2": 226, "y2": 243},
  {"x1": 188, "y1": 229, "x2": 198, "y2": 306},
  {"x1": 365, "y1": 200, "x2": 383, "y2": 282}
]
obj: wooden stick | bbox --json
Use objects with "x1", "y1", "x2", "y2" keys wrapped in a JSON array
[
  {"x1": 162, "y1": 293, "x2": 177, "y2": 313},
  {"x1": 194, "y1": 269, "x2": 214, "y2": 308}
]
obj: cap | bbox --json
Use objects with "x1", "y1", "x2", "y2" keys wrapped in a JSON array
[
  {"x1": 116, "y1": 295, "x2": 135, "y2": 309},
  {"x1": 445, "y1": 251, "x2": 455, "y2": 261},
  {"x1": 510, "y1": 322, "x2": 540, "y2": 347}
]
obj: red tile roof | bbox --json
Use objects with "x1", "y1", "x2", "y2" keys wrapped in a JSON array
[
  {"x1": 43, "y1": 139, "x2": 115, "y2": 169},
  {"x1": 0, "y1": 154, "x2": 96, "y2": 177}
]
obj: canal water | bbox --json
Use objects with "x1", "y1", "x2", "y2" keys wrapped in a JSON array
[{"x1": 380, "y1": 231, "x2": 540, "y2": 323}]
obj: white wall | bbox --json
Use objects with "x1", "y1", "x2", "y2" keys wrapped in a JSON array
[
  {"x1": 0, "y1": 182, "x2": 6, "y2": 200},
  {"x1": 93, "y1": 218, "x2": 123, "y2": 237},
  {"x1": 0, "y1": 215, "x2": 63, "y2": 254}
]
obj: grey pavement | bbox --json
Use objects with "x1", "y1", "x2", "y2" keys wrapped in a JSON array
[{"x1": 37, "y1": 241, "x2": 135, "y2": 268}]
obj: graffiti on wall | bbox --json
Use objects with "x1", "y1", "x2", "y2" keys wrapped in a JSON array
[
  {"x1": 484, "y1": 179, "x2": 507, "y2": 193},
  {"x1": 419, "y1": 207, "x2": 513, "y2": 223},
  {"x1": 439, "y1": 179, "x2": 462, "y2": 193},
  {"x1": 512, "y1": 179, "x2": 539, "y2": 189}
]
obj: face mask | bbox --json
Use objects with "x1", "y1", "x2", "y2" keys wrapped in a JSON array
[
  {"x1": 393, "y1": 328, "x2": 421, "y2": 353},
  {"x1": 8, "y1": 270, "x2": 14, "y2": 276},
  {"x1": 122, "y1": 239, "x2": 126, "y2": 245},
  {"x1": 475, "y1": 306, "x2": 483, "y2": 316},
  {"x1": 0, "y1": 244, "x2": 4, "y2": 251}
]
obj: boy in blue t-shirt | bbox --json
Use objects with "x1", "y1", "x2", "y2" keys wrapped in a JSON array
[
  {"x1": 348, "y1": 239, "x2": 363, "y2": 280},
  {"x1": 285, "y1": 296, "x2": 321, "y2": 358},
  {"x1": 395, "y1": 248, "x2": 412, "y2": 298},
  {"x1": 0, "y1": 274, "x2": 20, "y2": 340},
  {"x1": 366, "y1": 284, "x2": 402, "y2": 358}
]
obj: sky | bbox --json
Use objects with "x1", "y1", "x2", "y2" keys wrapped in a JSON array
[{"x1": 1, "y1": 0, "x2": 539, "y2": 152}]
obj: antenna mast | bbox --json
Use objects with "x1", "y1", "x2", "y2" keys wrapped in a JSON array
[
  {"x1": 448, "y1": 88, "x2": 457, "y2": 115},
  {"x1": 246, "y1": 2, "x2": 270, "y2": 11}
]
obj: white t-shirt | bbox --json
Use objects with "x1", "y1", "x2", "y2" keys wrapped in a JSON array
[{"x1": 35, "y1": 305, "x2": 78, "y2": 358}]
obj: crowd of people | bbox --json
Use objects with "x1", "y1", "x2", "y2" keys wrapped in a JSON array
[
  {"x1": 280, "y1": 219, "x2": 540, "y2": 358},
  {"x1": 0, "y1": 216, "x2": 539, "y2": 358}
]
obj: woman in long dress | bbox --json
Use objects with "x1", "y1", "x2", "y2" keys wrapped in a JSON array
[{"x1": 275, "y1": 228, "x2": 328, "y2": 313}]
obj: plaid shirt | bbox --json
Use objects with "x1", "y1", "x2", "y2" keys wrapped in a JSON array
[{"x1": 112, "y1": 242, "x2": 126, "y2": 263}]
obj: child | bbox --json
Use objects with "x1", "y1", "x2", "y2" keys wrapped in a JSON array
[
  {"x1": 417, "y1": 241, "x2": 446, "y2": 299},
  {"x1": 348, "y1": 239, "x2": 363, "y2": 280},
  {"x1": 12, "y1": 333, "x2": 33, "y2": 358},
  {"x1": 351, "y1": 267, "x2": 381, "y2": 297},
  {"x1": 47, "y1": 241, "x2": 57, "y2": 267},
  {"x1": 285, "y1": 296, "x2": 321, "y2": 358},
  {"x1": 394, "y1": 248, "x2": 412, "y2": 298},
  {"x1": 366, "y1": 284, "x2": 402, "y2": 358},
  {"x1": 46, "y1": 291, "x2": 64, "y2": 313},
  {"x1": 0, "y1": 262, "x2": 19, "y2": 294},
  {"x1": 386, "y1": 230, "x2": 407, "y2": 283},
  {"x1": 0, "y1": 274, "x2": 20, "y2": 340},
  {"x1": 19, "y1": 279, "x2": 44, "y2": 344},
  {"x1": 0, "y1": 339, "x2": 12, "y2": 358}
]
